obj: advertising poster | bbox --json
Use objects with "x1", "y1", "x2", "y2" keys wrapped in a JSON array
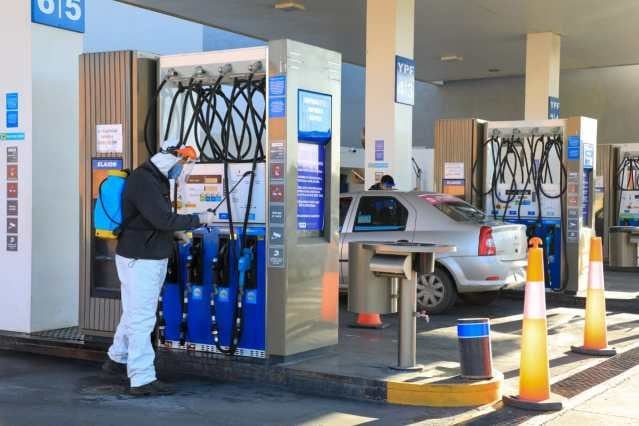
[{"x1": 297, "y1": 143, "x2": 325, "y2": 231}]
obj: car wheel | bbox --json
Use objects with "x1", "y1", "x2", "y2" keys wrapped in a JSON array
[
  {"x1": 459, "y1": 291, "x2": 500, "y2": 306},
  {"x1": 416, "y1": 266, "x2": 457, "y2": 314}
]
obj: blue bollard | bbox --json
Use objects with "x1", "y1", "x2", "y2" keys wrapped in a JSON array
[{"x1": 457, "y1": 318, "x2": 493, "y2": 380}]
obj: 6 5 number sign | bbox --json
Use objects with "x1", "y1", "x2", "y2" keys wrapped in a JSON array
[{"x1": 32, "y1": 0, "x2": 85, "y2": 33}]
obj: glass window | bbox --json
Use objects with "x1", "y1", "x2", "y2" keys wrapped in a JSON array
[
  {"x1": 339, "y1": 197, "x2": 352, "y2": 229},
  {"x1": 418, "y1": 194, "x2": 487, "y2": 223},
  {"x1": 354, "y1": 196, "x2": 408, "y2": 232}
]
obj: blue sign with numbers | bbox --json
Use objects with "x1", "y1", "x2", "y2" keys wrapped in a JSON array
[
  {"x1": 32, "y1": 0, "x2": 85, "y2": 33},
  {"x1": 395, "y1": 55, "x2": 415, "y2": 106},
  {"x1": 548, "y1": 96, "x2": 560, "y2": 119}
]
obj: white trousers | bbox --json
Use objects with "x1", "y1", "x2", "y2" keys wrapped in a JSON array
[{"x1": 108, "y1": 255, "x2": 168, "y2": 387}]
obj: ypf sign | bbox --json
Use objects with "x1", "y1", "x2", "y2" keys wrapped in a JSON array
[{"x1": 395, "y1": 55, "x2": 415, "y2": 106}]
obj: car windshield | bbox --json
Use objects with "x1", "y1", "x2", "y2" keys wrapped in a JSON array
[{"x1": 418, "y1": 194, "x2": 487, "y2": 223}]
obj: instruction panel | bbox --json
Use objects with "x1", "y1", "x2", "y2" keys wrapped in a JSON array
[{"x1": 177, "y1": 162, "x2": 266, "y2": 224}]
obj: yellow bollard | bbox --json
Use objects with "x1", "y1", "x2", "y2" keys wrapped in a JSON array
[
  {"x1": 571, "y1": 237, "x2": 617, "y2": 357},
  {"x1": 503, "y1": 237, "x2": 563, "y2": 411}
]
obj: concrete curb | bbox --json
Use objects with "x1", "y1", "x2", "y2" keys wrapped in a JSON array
[{"x1": 387, "y1": 371, "x2": 503, "y2": 407}]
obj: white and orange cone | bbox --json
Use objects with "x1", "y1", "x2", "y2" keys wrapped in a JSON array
[
  {"x1": 503, "y1": 237, "x2": 563, "y2": 411},
  {"x1": 571, "y1": 237, "x2": 617, "y2": 357}
]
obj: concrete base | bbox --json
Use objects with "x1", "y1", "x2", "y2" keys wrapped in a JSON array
[
  {"x1": 388, "y1": 371, "x2": 504, "y2": 407},
  {"x1": 389, "y1": 364, "x2": 423, "y2": 372},
  {"x1": 502, "y1": 394, "x2": 564, "y2": 411},
  {"x1": 571, "y1": 345, "x2": 617, "y2": 357}
]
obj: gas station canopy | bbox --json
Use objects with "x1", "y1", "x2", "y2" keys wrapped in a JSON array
[{"x1": 117, "y1": 0, "x2": 639, "y2": 82}]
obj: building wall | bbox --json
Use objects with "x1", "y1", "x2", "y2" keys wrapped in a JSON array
[{"x1": 31, "y1": 23, "x2": 83, "y2": 331}]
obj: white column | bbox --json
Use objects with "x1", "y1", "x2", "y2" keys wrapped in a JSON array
[
  {"x1": 0, "y1": 2, "x2": 82, "y2": 332},
  {"x1": 364, "y1": 0, "x2": 415, "y2": 190},
  {"x1": 525, "y1": 32, "x2": 561, "y2": 120}
]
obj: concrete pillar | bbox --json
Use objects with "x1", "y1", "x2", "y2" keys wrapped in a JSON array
[
  {"x1": 364, "y1": 0, "x2": 415, "y2": 190},
  {"x1": 525, "y1": 32, "x2": 561, "y2": 120},
  {"x1": 0, "y1": 2, "x2": 82, "y2": 332}
]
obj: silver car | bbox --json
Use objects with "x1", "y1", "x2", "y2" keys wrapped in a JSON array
[{"x1": 339, "y1": 191, "x2": 528, "y2": 313}]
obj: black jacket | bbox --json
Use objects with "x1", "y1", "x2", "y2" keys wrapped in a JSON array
[{"x1": 116, "y1": 160, "x2": 201, "y2": 260}]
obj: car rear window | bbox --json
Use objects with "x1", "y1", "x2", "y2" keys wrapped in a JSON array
[{"x1": 418, "y1": 194, "x2": 486, "y2": 223}]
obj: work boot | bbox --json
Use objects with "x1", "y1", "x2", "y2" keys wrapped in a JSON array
[
  {"x1": 101, "y1": 358, "x2": 127, "y2": 381},
  {"x1": 128, "y1": 380, "x2": 175, "y2": 397}
]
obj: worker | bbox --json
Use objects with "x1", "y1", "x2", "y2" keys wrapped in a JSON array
[
  {"x1": 101, "y1": 139, "x2": 215, "y2": 396},
  {"x1": 369, "y1": 174, "x2": 395, "y2": 190}
]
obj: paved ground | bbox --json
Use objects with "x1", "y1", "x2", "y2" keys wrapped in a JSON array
[
  {"x1": 2, "y1": 288, "x2": 639, "y2": 426},
  {"x1": 544, "y1": 372, "x2": 639, "y2": 425},
  {"x1": 290, "y1": 295, "x2": 639, "y2": 397},
  {"x1": 601, "y1": 269, "x2": 639, "y2": 300},
  {"x1": 0, "y1": 351, "x2": 467, "y2": 426}
]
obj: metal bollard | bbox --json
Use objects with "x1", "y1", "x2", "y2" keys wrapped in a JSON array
[{"x1": 457, "y1": 318, "x2": 493, "y2": 380}]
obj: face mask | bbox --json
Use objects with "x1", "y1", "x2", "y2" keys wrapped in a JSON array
[{"x1": 168, "y1": 163, "x2": 183, "y2": 179}]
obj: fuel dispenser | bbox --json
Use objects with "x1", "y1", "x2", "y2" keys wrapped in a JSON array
[
  {"x1": 607, "y1": 147, "x2": 639, "y2": 268},
  {"x1": 615, "y1": 150, "x2": 639, "y2": 226},
  {"x1": 151, "y1": 41, "x2": 341, "y2": 359},
  {"x1": 479, "y1": 118, "x2": 597, "y2": 294}
]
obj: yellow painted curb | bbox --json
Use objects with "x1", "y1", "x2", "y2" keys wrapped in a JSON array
[{"x1": 387, "y1": 371, "x2": 503, "y2": 407}]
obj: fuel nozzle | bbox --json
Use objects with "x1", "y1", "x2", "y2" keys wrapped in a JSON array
[{"x1": 237, "y1": 247, "x2": 254, "y2": 290}]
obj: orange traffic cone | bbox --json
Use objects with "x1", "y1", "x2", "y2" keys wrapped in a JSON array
[
  {"x1": 571, "y1": 237, "x2": 617, "y2": 357},
  {"x1": 350, "y1": 312, "x2": 389, "y2": 329},
  {"x1": 503, "y1": 237, "x2": 563, "y2": 411}
]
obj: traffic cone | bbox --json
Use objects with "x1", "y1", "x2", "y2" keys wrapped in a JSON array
[
  {"x1": 503, "y1": 237, "x2": 563, "y2": 411},
  {"x1": 350, "y1": 312, "x2": 389, "y2": 329},
  {"x1": 571, "y1": 237, "x2": 617, "y2": 357}
]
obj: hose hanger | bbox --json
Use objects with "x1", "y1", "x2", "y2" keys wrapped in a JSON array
[{"x1": 147, "y1": 69, "x2": 266, "y2": 165}]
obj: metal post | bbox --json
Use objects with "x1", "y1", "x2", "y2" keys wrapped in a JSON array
[{"x1": 394, "y1": 271, "x2": 422, "y2": 371}]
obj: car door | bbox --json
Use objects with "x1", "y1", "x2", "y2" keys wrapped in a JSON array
[{"x1": 340, "y1": 194, "x2": 417, "y2": 286}]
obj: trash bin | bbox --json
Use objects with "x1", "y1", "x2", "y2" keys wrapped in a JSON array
[
  {"x1": 347, "y1": 242, "x2": 399, "y2": 315},
  {"x1": 457, "y1": 318, "x2": 493, "y2": 380},
  {"x1": 608, "y1": 226, "x2": 639, "y2": 269}
]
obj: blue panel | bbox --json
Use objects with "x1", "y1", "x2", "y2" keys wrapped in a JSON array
[
  {"x1": 297, "y1": 142, "x2": 325, "y2": 232},
  {"x1": 375, "y1": 140, "x2": 384, "y2": 161},
  {"x1": 5, "y1": 93, "x2": 18, "y2": 110},
  {"x1": 457, "y1": 323, "x2": 490, "y2": 338},
  {"x1": 162, "y1": 241, "x2": 191, "y2": 343},
  {"x1": 186, "y1": 229, "x2": 219, "y2": 345},
  {"x1": 583, "y1": 169, "x2": 591, "y2": 224},
  {"x1": 213, "y1": 228, "x2": 266, "y2": 353},
  {"x1": 548, "y1": 96, "x2": 560, "y2": 119},
  {"x1": 92, "y1": 158, "x2": 122, "y2": 170},
  {"x1": 31, "y1": 0, "x2": 85, "y2": 33},
  {"x1": 505, "y1": 218, "x2": 562, "y2": 289},
  {"x1": 395, "y1": 55, "x2": 415, "y2": 105},
  {"x1": 298, "y1": 90, "x2": 332, "y2": 143},
  {"x1": 268, "y1": 75, "x2": 286, "y2": 118},
  {"x1": 6, "y1": 111, "x2": 18, "y2": 128},
  {"x1": 567, "y1": 136, "x2": 580, "y2": 160}
]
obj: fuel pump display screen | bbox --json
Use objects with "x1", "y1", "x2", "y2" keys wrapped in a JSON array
[{"x1": 297, "y1": 90, "x2": 331, "y2": 234}]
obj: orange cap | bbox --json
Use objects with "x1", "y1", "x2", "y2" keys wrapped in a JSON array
[
  {"x1": 527, "y1": 237, "x2": 545, "y2": 282},
  {"x1": 176, "y1": 146, "x2": 198, "y2": 161}
]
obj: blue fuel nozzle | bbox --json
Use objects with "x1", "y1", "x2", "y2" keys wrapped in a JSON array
[{"x1": 237, "y1": 248, "x2": 254, "y2": 289}]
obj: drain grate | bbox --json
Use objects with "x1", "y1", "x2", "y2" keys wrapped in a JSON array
[
  {"x1": 30, "y1": 327, "x2": 84, "y2": 343},
  {"x1": 551, "y1": 346, "x2": 639, "y2": 398}
]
